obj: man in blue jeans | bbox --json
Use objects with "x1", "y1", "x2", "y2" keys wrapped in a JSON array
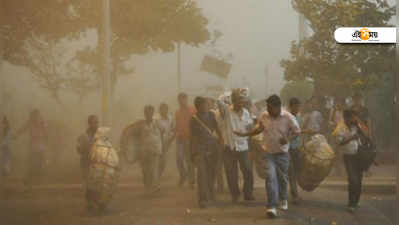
[{"x1": 236, "y1": 95, "x2": 300, "y2": 218}]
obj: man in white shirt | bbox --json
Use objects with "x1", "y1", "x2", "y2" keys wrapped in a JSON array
[
  {"x1": 217, "y1": 89, "x2": 255, "y2": 203},
  {"x1": 131, "y1": 105, "x2": 163, "y2": 194},
  {"x1": 236, "y1": 95, "x2": 300, "y2": 218},
  {"x1": 156, "y1": 103, "x2": 176, "y2": 178}
]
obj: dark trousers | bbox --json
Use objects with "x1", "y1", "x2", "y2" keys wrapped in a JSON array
[
  {"x1": 215, "y1": 149, "x2": 224, "y2": 192},
  {"x1": 223, "y1": 147, "x2": 253, "y2": 199},
  {"x1": 343, "y1": 154, "x2": 364, "y2": 207},
  {"x1": 197, "y1": 151, "x2": 218, "y2": 204},
  {"x1": 288, "y1": 148, "x2": 300, "y2": 198}
]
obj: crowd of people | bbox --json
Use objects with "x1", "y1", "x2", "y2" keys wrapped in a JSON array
[
  {"x1": 0, "y1": 89, "x2": 374, "y2": 218},
  {"x1": 76, "y1": 89, "x2": 374, "y2": 217}
]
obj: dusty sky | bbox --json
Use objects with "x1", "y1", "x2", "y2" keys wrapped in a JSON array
[
  {"x1": 0, "y1": 0, "x2": 396, "y2": 123},
  {"x1": 118, "y1": 0, "x2": 302, "y2": 110}
]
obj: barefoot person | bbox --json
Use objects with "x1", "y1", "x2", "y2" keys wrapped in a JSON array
[{"x1": 235, "y1": 95, "x2": 300, "y2": 218}]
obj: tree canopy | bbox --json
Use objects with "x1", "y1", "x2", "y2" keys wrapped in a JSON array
[
  {"x1": 281, "y1": 0, "x2": 395, "y2": 98},
  {"x1": 1, "y1": 0, "x2": 210, "y2": 101},
  {"x1": 280, "y1": 79, "x2": 314, "y2": 104}
]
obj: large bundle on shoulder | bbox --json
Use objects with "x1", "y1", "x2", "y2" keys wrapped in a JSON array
[
  {"x1": 87, "y1": 128, "x2": 120, "y2": 207},
  {"x1": 120, "y1": 120, "x2": 144, "y2": 164},
  {"x1": 298, "y1": 134, "x2": 335, "y2": 192}
]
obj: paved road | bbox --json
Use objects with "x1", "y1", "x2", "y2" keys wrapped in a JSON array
[{"x1": 0, "y1": 178, "x2": 394, "y2": 225}]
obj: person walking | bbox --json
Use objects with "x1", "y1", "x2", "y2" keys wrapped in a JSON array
[
  {"x1": 235, "y1": 95, "x2": 300, "y2": 218},
  {"x1": 191, "y1": 97, "x2": 223, "y2": 208},
  {"x1": 77, "y1": 115, "x2": 99, "y2": 186},
  {"x1": 0, "y1": 116, "x2": 12, "y2": 191},
  {"x1": 175, "y1": 93, "x2": 196, "y2": 188},
  {"x1": 334, "y1": 109, "x2": 366, "y2": 213},
  {"x1": 16, "y1": 109, "x2": 49, "y2": 191},
  {"x1": 287, "y1": 98, "x2": 303, "y2": 204},
  {"x1": 156, "y1": 103, "x2": 176, "y2": 178},
  {"x1": 217, "y1": 89, "x2": 255, "y2": 203},
  {"x1": 132, "y1": 105, "x2": 163, "y2": 194}
]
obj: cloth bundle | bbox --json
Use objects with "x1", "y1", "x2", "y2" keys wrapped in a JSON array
[
  {"x1": 297, "y1": 134, "x2": 335, "y2": 192},
  {"x1": 87, "y1": 128, "x2": 120, "y2": 209}
]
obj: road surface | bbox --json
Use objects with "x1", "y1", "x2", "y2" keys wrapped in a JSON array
[{"x1": 0, "y1": 172, "x2": 395, "y2": 225}]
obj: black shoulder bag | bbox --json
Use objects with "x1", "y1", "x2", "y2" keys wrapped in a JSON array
[{"x1": 355, "y1": 124, "x2": 376, "y2": 172}]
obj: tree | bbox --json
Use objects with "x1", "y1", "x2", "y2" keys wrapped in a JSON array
[
  {"x1": 64, "y1": 55, "x2": 100, "y2": 102},
  {"x1": 0, "y1": 0, "x2": 91, "y2": 103},
  {"x1": 71, "y1": 0, "x2": 210, "y2": 96},
  {"x1": 21, "y1": 37, "x2": 69, "y2": 104},
  {"x1": 1, "y1": 0, "x2": 210, "y2": 101},
  {"x1": 0, "y1": 0, "x2": 79, "y2": 63},
  {"x1": 280, "y1": 80, "x2": 314, "y2": 104},
  {"x1": 281, "y1": 0, "x2": 395, "y2": 98},
  {"x1": 18, "y1": 36, "x2": 100, "y2": 104}
]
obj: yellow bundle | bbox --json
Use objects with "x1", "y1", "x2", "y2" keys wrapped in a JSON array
[{"x1": 298, "y1": 134, "x2": 335, "y2": 192}]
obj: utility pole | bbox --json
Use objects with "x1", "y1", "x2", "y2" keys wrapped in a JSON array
[
  {"x1": 299, "y1": 13, "x2": 306, "y2": 41},
  {"x1": 177, "y1": 42, "x2": 182, "y2": 92},
  {"x1": 101, "y1": 0, "x2": 112, "y2": 127},
  {"x1": 264, "y1": 64, "x2": 269, "y2": 98},
  {"x1": 299, "y1": 13, "x2": 306, "y2": 55},
  {"x1": 395, "y1": 39, "x2": 399, "y2": 225},
  {"x1": 396, "y1": 2, "x2": 398, "y2": 211}
]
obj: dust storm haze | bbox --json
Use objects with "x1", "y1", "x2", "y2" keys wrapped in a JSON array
[
  {"x1": 0, "y1": 0, "x2": 397, "y2": 225},
  {"x1": 0, "y1": 0, "x2": 300, "y2": 172}
]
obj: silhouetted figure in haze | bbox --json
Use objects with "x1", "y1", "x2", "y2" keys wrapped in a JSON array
[
  {"x1": 329, "y1": 97, "x2": 346, "y2": 176},
  {"x1": 16, "y1": 109, "x2": 48, "y2": 191},
  {"x1": 287, "y1": 97, "x2": 304, "y2": 205},
  {"x1": 77, "y1": 115, "x2": 99, "y2": 190},
  {"x1": 156, "y1": 103, "x2": 176, "y2": 178},
  {"x1": 132, "y1": 105, "x2": 163, "y2": 194},
  {"x1": 175, "y1": 93, "x2": 196, "y2": 188},
  {"x1": 0, "y1": 116, "x2": 12, "y2": 189}
]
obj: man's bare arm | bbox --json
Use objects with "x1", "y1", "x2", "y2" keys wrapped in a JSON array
[{"x1": 234, "y1": 122, "x2": 264, "y2": 137}]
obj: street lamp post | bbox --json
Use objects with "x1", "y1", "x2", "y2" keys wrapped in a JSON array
[
  {"x1": 177, "y1": 42, "x2": 182, "y2": 92},
  {"x1": 264, "y1": 64, "x2": 269, "y2": 97},
  {"x1": 101, "y1": 0, "x2": 112, "y2": 127},
  {"x1": 299, "y1": 13, "x2": 306, "y2": 55}
]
